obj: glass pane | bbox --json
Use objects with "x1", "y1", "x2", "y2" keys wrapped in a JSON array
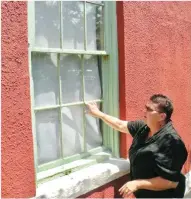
[
  {"x1": 62, "y1": 106, "x2": 83, "y2": 157},
  {"x1": 32, "y1": 53, "x2": 59, "y2": 107},
  {"x1": 36, "y1": 109, "x2": 61, "y2": 165},
  {"x1": 86, "y1": 4, "x2": 104, "y2": 50},
  {"x1": 35, "y1": 1, "x2": 60, "y2": 48},
  {"x1": 85, "y1": 104, "x2": 102, "y2": 150},
  {"x1": 60, "y1": 54, "x2": 82, "y2": 104},
  {"x1": 84, "y1": 55, "x2": 102, "y2": 101},
  {"x1": 62, "y1": 2, "x2": 84, "y2": 49}
]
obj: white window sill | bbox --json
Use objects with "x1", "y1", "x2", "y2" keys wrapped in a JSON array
[{"x1": 36, "y1": 154, "x2": 130, "y2": 198}]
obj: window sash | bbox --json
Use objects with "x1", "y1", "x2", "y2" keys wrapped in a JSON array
[
  {"x1": 28, "y1": 1, "x2": 119, "y2": 184},
  {"x1": 29, "y1": 1, "x2": 105, "y2": 51}
]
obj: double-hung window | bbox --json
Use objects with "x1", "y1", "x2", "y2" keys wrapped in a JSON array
[{"x1": 28, "y1": 0, "x2": 119, "y2": 184}]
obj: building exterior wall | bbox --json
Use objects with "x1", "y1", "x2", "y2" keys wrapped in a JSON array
[
  {"x1": 79, "y1": 174, "x2": 131, "y2": 198},
  {"x1": 1, "y1": 2, "x2": 36, "y2": 198},
  {"x1": 118, "y1": 1, "x2": 191, "y2": 173},
  {"x1": 1, "y1": 1, "x2": 191, "y2": 198}
]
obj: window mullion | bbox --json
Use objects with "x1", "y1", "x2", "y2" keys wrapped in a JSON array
[
  {"x1": 57, "y1": 54, "x2": 64, "y2": 158},
  {"x1": 84, "y1": 1, "x2": 87, "y2": 51},
  {"x1": 81, "y1": 55, "x2": 87, "y2": 152},
  {"x1": 60, "y1": 1, "x2": 63, "y2": 49}
]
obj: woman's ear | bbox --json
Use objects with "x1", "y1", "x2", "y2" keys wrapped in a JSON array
[{"x1": 160, "y1": 112, "x2": 167, "y2": 122}]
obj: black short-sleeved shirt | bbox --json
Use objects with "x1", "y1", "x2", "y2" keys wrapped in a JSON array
[{"x1": 127, "y1": 120, "x2": 188, "y2": 198}]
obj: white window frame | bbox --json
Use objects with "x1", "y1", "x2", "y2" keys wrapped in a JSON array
[{"x1": 28, "y1": 1, "x2": 119, "y2": 186}]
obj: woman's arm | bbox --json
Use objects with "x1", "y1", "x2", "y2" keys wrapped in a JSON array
[
  {"x1": 86, "y1": 102, "x2": 129, "y2": 133},
  {"x1": 136, "y1": 176, "x2": 178, "y2": 191},
  {"x1": 119, "y1": 177, "x2": 178, "y2": 197}
]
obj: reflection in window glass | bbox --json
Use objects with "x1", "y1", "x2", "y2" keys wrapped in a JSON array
[
  {"x1": 62, "y1": 2, "x2": 84, "y2": 49},
  {"x1": 62, "y1": 106, "x2": 83, "y2": 157},
  {"x1": 35, "y1": 1, "x2": 60, "y2": 48},
  {"x1": 84, "y1": 55, "x2": 102, "y2": 101},
  {"x1": 32, "y1": 53, "x2": 59, "y2": 107},
  {"x1": 36, "y1": 109, "x2": 61, "y2": 165},
  {"x1": 86, "y1": 4, "x2": 104, "y2": 50},
  {"x1": 60, "y1": 54, "x2": 82, "y2": 104}
]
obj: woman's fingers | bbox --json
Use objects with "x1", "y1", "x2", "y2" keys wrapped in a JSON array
[
  {"x1": 123, "y1": 191, "x2": 132, "y2": 198},
  {"x1": 119, "y1": 186, "x2": 123, "y2": 194},
  {"x1": 84, "y1": 102, "x2": 99, "y2": 117},
  {"x1": 85, "y1": 102, "x2": 98, "y2": 111},
  {"x1": 119, "y1": 184, "x2": 133, "y2": 198},
  {"x1": 122, "y1": 188, "x2": 132, "y2": 198},
  {"x1": 119, "y1": 183, "x2": 127, "y2": 193}
]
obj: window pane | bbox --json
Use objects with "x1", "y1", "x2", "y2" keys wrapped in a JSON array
[
  {"x1": 36, "y1": 109, "x2": 61, "y2": 165},
  {"x1": 60, "y1": 54, "x2": 82, "y2": 104},
  {"x1": 86, "y1": 4, "x2": 104, "y2": 50},
  {"x1": 35, "y1": 1, "x2": 60, "y2": 48},
  {"x1": 32, "y1": 53, "x2": 59, "y2": 107},
  {"x1": 62, "y1": 2, "x2": 84, "y2": 49},
  {"x1": 62, "y1": 106, "x2": 83, "y2": 157},
  {"x1": 84, "y1": 55, "x2": 102, "y2": 101},
  {"x1": 85, "y1": 104, "x2": 102, "y2": 150}
]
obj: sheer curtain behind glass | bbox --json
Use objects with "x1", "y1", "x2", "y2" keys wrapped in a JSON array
[
  {"x1": 60, "y1": 54, "x2": 82, "y2": 104},
  {"x1": 62, "y1": 106, "x2": 83, "y2": 157},
  {"x1": 62, "y1": 1, "x2": 84, "y2": 49},
  {"x1": 32, "y1": 53, "x2": 59, "y2": 107},
  {"x1": 36, "y1": 109, "x2": 61, "y2": 165},
  {"x1": 32, "y1": 1, "x2": 105, "y2": 165},
  {"x1": 35, "y1": 1, "x2": 60, "y2": 48},
  {"x1": 86, "y1": 3, "x2": 104, "y2": 50}
]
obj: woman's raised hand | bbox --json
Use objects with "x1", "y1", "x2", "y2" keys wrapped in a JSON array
[{"x1": 85, "y1": 102, "x2": 102, "y2": 118}]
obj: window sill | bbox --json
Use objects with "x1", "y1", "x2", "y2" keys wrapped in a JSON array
[
  {"x1": 36, "y1": 153, "x2": 130, "y2": 198},
  {"x1": 185, "y1": 170, "x2": 191, "y2": 197},
  {"x1": 37, "y1": 149, "x2": 113, "y2": 184}
]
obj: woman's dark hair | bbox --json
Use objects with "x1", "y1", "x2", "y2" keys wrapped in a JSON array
[{"x1": 150, "y1": 94, "x2": 174, "y2": 122}]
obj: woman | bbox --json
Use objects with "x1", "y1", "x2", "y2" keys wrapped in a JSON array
[{"x1": 86, "y1": 94, "x2": 188, "y2": 198}]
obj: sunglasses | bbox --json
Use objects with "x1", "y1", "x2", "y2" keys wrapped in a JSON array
[{"x1": 145, "y1": 105, "x2": 163, "y2": 113}]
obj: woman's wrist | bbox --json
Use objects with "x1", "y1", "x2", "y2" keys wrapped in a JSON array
[
  {"x1": 97, "y1": 111, "x2": 105, "y2": 119},
  {"x1": 134, "y1": 180, "x2": 143, "y2": 190}
]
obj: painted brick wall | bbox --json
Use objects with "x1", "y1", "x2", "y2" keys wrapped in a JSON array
[{"x1": 1, "y1": 1, "x2": 36, "y2": 197}]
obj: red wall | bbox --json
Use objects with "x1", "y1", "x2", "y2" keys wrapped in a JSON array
[
  {"x1": 1, "y1": 2, "x2": 36, "y2": 197},
  {"x1": 118, "y1": 2, "x2": 191, "y2": 172},
  {"x1": 79, "y1": 174, "x2": 131, "y2": 198}
]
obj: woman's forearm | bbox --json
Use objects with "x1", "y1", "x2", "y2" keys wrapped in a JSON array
[
  {"x1": 97, "y1": 112, "x2": 128, "y2": 133},
  {"x1": 135, "y1": 177, "x2": 178, "y2": 191},
  {"x1": 85, "y1": 102, "x2": 128, "y2": 133}
]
